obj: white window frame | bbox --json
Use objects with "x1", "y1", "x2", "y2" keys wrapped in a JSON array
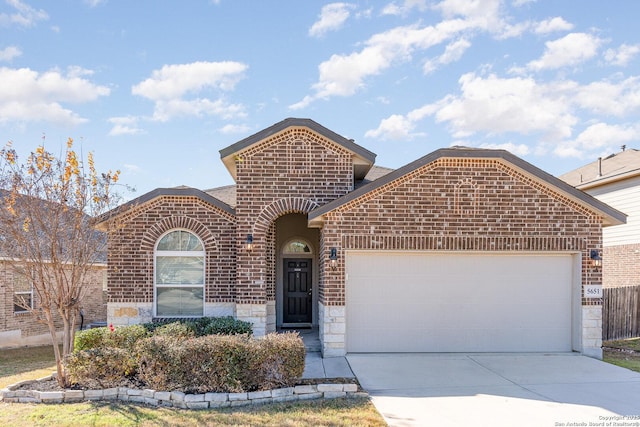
[
  {"x1": 14, "y1": 288, "x2": 33, "y2": 314},
  {"x1": 154, "y1": 229, "x2": 205, "y2": 318}
]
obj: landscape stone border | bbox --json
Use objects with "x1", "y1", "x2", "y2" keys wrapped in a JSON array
[{"x1": 0, "y1": 376, "x2": 367, "y2": 409}]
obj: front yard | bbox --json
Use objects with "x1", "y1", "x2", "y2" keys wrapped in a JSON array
[
  {"x1": 603, "y1": 337, "x2": 640, "y2": 372},
  {"x1": 0, "y1": 345, "x2": 385, "y2": 427},
  {"x1": 2, "y1": 338, "x2": 639, "y2": 426}
]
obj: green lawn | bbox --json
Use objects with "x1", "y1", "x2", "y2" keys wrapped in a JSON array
[
  {"x1": 603, "y1": 338, "x2": 640, "y2": 373},
  {"x1": 0, "y1": 345, "x2": 386, "y2": 427}
]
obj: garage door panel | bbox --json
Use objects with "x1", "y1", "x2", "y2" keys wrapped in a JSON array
[{"x1": 346, "y1": 252, "x2": 574, "y2": 353}]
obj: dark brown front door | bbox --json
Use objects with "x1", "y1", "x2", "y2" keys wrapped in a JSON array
[{"x1": 284, "y1": 259, "x2": 312, "y2": 324}]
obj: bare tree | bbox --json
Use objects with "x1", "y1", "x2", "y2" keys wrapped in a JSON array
[{"x1": 0, "y1": 139, "x2": 123, "y2": 387}]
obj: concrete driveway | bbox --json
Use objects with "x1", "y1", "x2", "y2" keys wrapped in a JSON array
[{"x1": 347, "y1": 353, "x2": 640, "y2": 427}]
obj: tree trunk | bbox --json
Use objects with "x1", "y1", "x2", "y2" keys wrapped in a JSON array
[{"x1": 43, "y1": 307, "x2": 68, "y2": 388}]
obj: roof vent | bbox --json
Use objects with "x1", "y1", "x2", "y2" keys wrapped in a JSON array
[{"x1": 597, "y1": 157, "x2": 602, "y2": 178}]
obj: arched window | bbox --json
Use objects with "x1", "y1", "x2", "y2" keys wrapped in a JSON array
[
  {"x1": 154, "y1": 230, "x2": 204, "y2": 317},
  {"x1": 282, "y1": 239, "x2": 313, "y2": 255}
]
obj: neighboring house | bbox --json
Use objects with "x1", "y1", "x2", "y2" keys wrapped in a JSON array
[
  {"x1": 0, "y1": 194, "x2": 109, "y2": 349},
  {"x1": 559, "y1": 148, "x2": 640, "y2": 288},
  {"x1": 0, "y1": 263, "x2": 107, "y2": 349},
  {"x1": 98, "y1": 118, "x2": 625, "y2": 359}
]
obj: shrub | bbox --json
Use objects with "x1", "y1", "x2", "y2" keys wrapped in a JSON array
[
  {"x1": 248, "y1": 332, "x2": 306, "y2": 390},
  {"x1": 110, "y1": 324, "x2": 149, "y2": 350},
  {"x1": 74, "y1": 324, "x2": 148, "y2": 351},
  {"x1": 65, "y1": 347, "x2": 137, "y2": 389},
  {"x1": 135, "y1": 333, "x2": 304, "y2": 393},
  {"x1": 153, "y1": 321, "x2": 196, "y2": 339},
  {"x1": 135, "y1": 335, "x2": 186, "y2": 391},
  {"x1": 74, "y1": 327, "x2": 108, "y2": 352},
  {"x1": 203, "y1": 316, "x2": 253, "y2": 336},
  {"x1": 143, "y1": 316, "x2": 253, "y2": 337}
]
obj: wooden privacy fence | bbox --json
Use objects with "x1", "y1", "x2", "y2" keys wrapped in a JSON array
[{"x1": 602, "y1": 285, "x2": 640, "y2": 341}]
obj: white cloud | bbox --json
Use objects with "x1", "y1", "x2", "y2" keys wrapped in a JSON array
[
  {"x1": 573, "y1": 77, "x2": 640, "y2": 116},
  {"x1": 290, "y1": 20, "x2": 476, "y2": 109},
  {"x1": 435, "y1": 73, "x2": 577, "y2": 139},
  {"x1": 151, "y1": 98, "x2": 245, "y2": 122},
  {"x1": 365, "y1": 103, "x2": 438, "y2": 140},
  {"x1": 309, "y1": 3, "x2": 354, "y2": 38},
  {"x1": 84, "y1": 0, "x2": 107, "y2": 7},
  {"x1": 478, "y1": 141, "x2": 530, "y2": 156},
  {"x1": 132, "y1": 61, "x2": 248, "y2": 121},
  {"x1": 367, "y1": 73, "x2": 578, "y2": 141},
  {"x1": 133, "y1": 61, "x2": 247, "y2": 100},
  {"x1": 219, "y1": 123, "x2": 251, "y2": 134},
  {"x1": 108, "y1": 116, "x2": 145, "y2": 136},
  {"x1": 292, "y1": 0, "x2": 508, "y2": 109},
  {"x1": 423, "y1": 37, "x2": 471, "y2": 73},
  {"x1": 512, "y1": 0, "x2": 536, "y2": 5},
  {"x1": 604, "y1": 43, "x2": 640, "y2": 66},
  {"x1": 527, "y1": 32, "x2": 602, "y2": 71},
  {"x1": 0, "y1": 0, "x2": 48, "y2": 27},
  {"x1": 381, "y1": 0, "x2": 427, "y2": 16},
  {"x1": 554, "y1": 123, "x2": 640, "y2": 158},
  {"x1": 0, "y1": 45, "x2": 21, "y2": 62},
  {"x1": 534, "y1": 17, "x2": 573, "y2": 34},
  {"x1": 0, "y1": 66, "x2": 110, "y2": 126},
  {"x1": 432, "y1": 0, "x2": 502, "y2": 31}
]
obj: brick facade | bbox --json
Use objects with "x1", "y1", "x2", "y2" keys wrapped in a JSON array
[
  {"x1": 320, "y1": 158, "x2": 603, "y2": 307},
  {"x1": 107, "y1": 195, "x2": 236, "y2": 323},
  {"x1": 0, "y1": 263, "x2": 106, "y2": 348},
  {"x1": 604, "y1": 243, "x2": 640, "y2": 287},
  {"x1": 102, "y1": 118, "x2": 622, "y2": 358}
]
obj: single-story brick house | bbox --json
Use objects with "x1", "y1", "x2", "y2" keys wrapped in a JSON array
[
  {"x1": 0, "y1": 264, "x2": 107, "y2": 349},
  {"x1": 99, "y1": 118, "x2": 625, "y2": 359},
  {"x1": 560, "y1": 148, "x2": 640, "y2": 288}
]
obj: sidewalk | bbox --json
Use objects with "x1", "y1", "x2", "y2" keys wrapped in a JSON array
[
  {"x1": 291, "y1": 327, "x2": 355, "y2": 379},
  {"x1": 303, "y1": 352, "x2": 355, "y2": 379}
]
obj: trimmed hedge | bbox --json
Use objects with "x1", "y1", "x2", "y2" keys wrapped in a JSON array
[
  {"x1": 65, "y1": 347, "x2": 137, "y2": 389},
  {"x1": 69, "y1": 319, "x2": 304, "y2": 393},
  {"x1": 142, "y1": 316, "x2": 252, "y2": 337},
  {"x1": 74, "y1": 324, "x2": 148, "y2": 352},
  {"x1": 135, "y1": 332, "x2": 305, "y2": 393}
]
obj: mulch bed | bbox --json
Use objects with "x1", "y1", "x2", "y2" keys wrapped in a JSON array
[{"x1": 12, "y1": 376, "x2": 361, "y2": 393}]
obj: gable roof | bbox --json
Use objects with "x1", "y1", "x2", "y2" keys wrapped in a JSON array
[
  {"x1": 559, "y1": 148, "x2": 640, "y2": 190},
  {"x1": 95, "y1": 186, "x2": 235, "y2": 228},
  {"x1": 219, "y1": 117, "x2": 376, "y2": 181},
  {"x1": 308, "y1": 147, "x2": 627, "y2": 228},
  {"x1": 203, "y1": 165, "x2": 394, "y2": 209}
]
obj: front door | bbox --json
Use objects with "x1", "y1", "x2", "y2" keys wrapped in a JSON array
[{"x1": 283, "y1": 259, "x2": 312, "y2": 324}]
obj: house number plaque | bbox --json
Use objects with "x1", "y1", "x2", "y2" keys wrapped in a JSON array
[{"x1": 584, "y1": 285, "x2": 602, "y2": 298}]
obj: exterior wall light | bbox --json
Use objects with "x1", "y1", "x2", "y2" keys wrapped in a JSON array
[
  {"x1": 245, "y1": 234, "x2": 254, "y2": 251},
  {"x1": 329, "y1": 247, "x2": 338, "y2": 271},
  {"x1": 590, "y1": 249, "x2": 602, "y2": 269}
]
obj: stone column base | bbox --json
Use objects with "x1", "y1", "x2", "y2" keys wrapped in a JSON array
[
  {"x1": 236, "y1": 303, "x2": 267, "y2": 337},
  {"x1": 319, "y1": 302, "x2": 346, "y2": 357},
  {"x1": 581, "y1": 305, "x2": 603, "y2": 359}
]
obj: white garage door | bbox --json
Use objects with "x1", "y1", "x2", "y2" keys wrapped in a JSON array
[{"x1": 346, "y1": 252, "x2": 575, "y2": 353}]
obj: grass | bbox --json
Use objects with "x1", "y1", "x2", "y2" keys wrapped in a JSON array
[
  {"x1": 0, "y1": 346, "x2": 58, "y2": 389},
  {"x1": 603, "y1": 338, "x2": 640, "y2": 373},
  {"x1": 0, "y1": 344, "x2": 386, "y2": 427}
]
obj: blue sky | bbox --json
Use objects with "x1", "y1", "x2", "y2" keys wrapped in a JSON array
[{"x1": 1, "y1": 0, "x2": 639, "y2": 198}]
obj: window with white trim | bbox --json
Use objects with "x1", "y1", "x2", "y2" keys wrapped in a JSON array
[
  {"x1": 154, "y1": 230, "x2": 205, "y2": 317},
  {"x1": 13, "y1": 274, "x2": 33, "y2": 314}
]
